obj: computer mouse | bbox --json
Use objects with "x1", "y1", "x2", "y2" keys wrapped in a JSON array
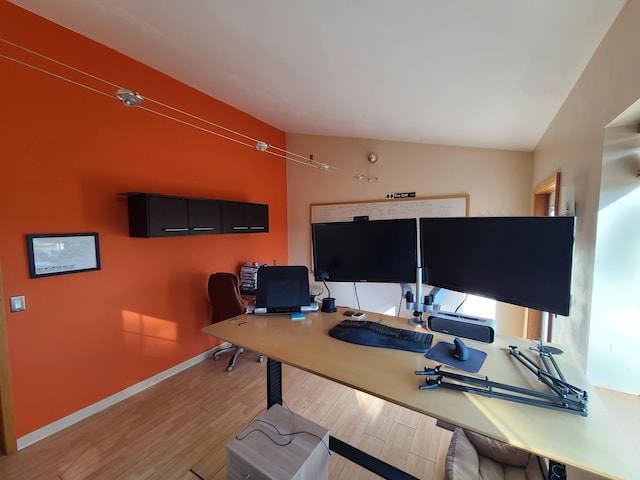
[{"x1": 450, "y1": 337, "x2": 469, "y2": 361}]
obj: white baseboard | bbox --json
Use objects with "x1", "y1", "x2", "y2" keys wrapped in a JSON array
[{"x1": 17, "y1": 347, "x2": 220, "y2": 450}]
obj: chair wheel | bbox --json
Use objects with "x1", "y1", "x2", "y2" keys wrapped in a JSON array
[
  {"x1": 227, "y1": 365, "x2": 234, "y2": 372},
  {"x1": 213, "y1": 353, "x2": 220, "y2": 361},
  {"x1": 258, "y1": 356, "x2": 264, "y2": 363}
]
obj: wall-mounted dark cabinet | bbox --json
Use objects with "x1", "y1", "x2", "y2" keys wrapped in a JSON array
[
  {"x1": 222, "y1": 201, "x2": 269, "y2": 234},
  {"x1": 126, "y1": 193, "x2": 221, "y2": 238},
  {"x1": 188, "y1": 198, "x2": 223, "y2": 235},
  {"x1": 125, "y1": 193, "x2": 267, "y2": 238}
]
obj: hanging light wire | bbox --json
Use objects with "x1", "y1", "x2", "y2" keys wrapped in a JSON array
[
  {"x1": 0, "y1": 51, "x2": 114, "y2": 101},
  {"x1": 0, "y1": 38, "x2": 377, "y2": 180}
]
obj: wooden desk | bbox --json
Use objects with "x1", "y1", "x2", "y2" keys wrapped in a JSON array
[{"x1": 202, "y1": 307, "x2": 636, "y2": 479}]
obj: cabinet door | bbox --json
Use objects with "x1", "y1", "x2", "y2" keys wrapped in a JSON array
[
  {"x1": 127, "y1": 194, "x2": 189, "y2": 237},
  {"x1": 146, "y1": 195, "x2": 189, "y2": 236},
  {"x1": 222, "y1": 201, "x2": 269, "y2": 234},
  {"x1": 187, "y1": 199, "x2": 222, "y2": 235},
  {"x1": 242, "y1": 203, "x2": 268, "y2": 232}
]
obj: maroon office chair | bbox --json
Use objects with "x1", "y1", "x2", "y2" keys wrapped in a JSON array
[{"x1": 208, "y1": 272, "x2": 262, "y2": 371}]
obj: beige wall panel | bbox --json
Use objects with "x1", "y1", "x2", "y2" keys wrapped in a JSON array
[{"x1": 286, "y1": 134, "x2": 533, "y2": 337}]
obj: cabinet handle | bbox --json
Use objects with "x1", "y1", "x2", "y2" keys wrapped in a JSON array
[
  {"x1": 191, "y1": 227, "x2": 215, "y2": 231},
  {"x1": 249, "y1": 226, "x2": 265, "y2": 230},
  {"x1": 232, "y1": 226, "x2": 250, "y2": 230},
  {"x1": 162, "y1": 228, "x2": 189, "y2": 232}
]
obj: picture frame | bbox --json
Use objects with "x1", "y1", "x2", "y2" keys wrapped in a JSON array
[{"x1": 26, "y1": 233, "x2": 101, "y2": 278}]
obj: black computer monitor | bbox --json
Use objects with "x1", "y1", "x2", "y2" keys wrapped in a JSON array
[
  {"x1": 419, "y1": 216, "x2": 575, "y2": 315},
  {"x1": 311, "y1": 218, "x2": 417, "y2": 283}
]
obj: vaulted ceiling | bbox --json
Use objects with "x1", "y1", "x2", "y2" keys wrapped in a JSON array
[{"x1": 8, "y1": 0, "x2": 628, "y2": 151}]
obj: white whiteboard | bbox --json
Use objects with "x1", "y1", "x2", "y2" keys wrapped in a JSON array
[{"x1": 311, "y1": 194, "x2": 469, "y2": 223}]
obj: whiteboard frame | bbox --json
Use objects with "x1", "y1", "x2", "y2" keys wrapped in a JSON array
[{"x1": 310, "y1": 194, "x2": 469, "y2": 224}]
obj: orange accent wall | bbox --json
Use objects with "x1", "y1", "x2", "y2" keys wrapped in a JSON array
[{"x1": 0, "y1": 1, "x2": 287, "y2": 438}]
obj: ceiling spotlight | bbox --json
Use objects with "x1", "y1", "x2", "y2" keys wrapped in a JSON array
[
  {"x1": 319, "y1": 164, "x2": 330, "y2": 171},
  {"x1": 354, "y1": 174, "x2": 365, "y2": 180},
  {"x1": 368, "y1": 153, "x2": 378, "y2": 163},
  {"x1": 255, "y1": 141, "x2": 269, "y2": 152},
  {"x1": 115, "y1": 89, "x2": 144, "y2": 107}
]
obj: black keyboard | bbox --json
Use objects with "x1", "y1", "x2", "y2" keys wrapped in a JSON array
[{"x1": 329, "y1": 320, "x2": 433, "y2": 353}]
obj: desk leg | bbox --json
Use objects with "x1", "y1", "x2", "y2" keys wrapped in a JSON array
[
  {"x1": 266, "y1": 358, "x2": 283, "y2": 408},
  {"x1": 329, "y1": 437, "x2": 419, "y2": 480},
  {"x1": 265, "y1": 359, "x2": 417, "y2": 480}
]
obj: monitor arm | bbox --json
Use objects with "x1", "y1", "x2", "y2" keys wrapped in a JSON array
[
  {"x1": 403, "y1": 267, "x2": 446, "y2": 326},
  {"x1": 423, "y1": 286, "x2": 445, "y2": 312}
]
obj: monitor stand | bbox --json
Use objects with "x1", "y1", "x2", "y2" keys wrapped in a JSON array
[
  {"x1": 539, "y1": 312, "x2": 563, "y2": 354},
  {"x1": 532, "y1": 339, "x2": 564, "y2": 356}
]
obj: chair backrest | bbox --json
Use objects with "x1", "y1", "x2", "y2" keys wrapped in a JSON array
[{"x1": 208, "y1": 272, "x2": 246, "y2": 324}]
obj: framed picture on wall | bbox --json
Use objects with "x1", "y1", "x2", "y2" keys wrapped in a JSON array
[{"x1": 26, "y1": 233, "x2": 101, "y2": 278}]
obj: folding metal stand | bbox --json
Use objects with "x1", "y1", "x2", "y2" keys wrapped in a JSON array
[{"x1": 415, "y1": 343, "x2": 588, "y2": 416}]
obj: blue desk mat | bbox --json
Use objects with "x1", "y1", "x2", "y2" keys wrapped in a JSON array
[{"x1": 425, "y1": 341, "x2": 487, "y2": 373}]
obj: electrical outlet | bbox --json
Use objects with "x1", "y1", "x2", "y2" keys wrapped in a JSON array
[{"x1": 10, "y1": 295, "x2": 25, "y2": 312}]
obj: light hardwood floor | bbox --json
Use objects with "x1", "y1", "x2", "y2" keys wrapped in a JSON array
[{"x1": 0, "y1": 353, "x2": 452, "y2": 479}]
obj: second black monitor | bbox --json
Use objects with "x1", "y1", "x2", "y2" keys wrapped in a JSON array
[
  {"x1": 311, "y1": 218, "x2": 417, "y2": 283},
  {"x1": 419, "y1": 216, "x2": 575, "y2": 316}
]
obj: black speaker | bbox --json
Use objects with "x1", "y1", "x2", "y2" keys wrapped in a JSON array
[{"x1": 427, "y1": 312, "x2": 496, "y2": 343}]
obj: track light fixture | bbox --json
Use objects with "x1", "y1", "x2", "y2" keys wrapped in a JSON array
[
  {"x1": 2, "y1": 38, "x2": 382, "y2": 182},
  {"x1": 115, "y1": 89, "x2": 144, "y2": 107}
]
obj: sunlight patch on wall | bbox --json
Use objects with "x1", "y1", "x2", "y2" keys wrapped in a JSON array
[
  {"x1": 589, "y1": 123, "x2": 640, "y2": 394},
  {"x1": 122, "y1": 310, "x2": 178, "y2": 356}
]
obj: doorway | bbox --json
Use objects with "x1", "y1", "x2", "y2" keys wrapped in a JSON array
[{"x1": 526, "y1": 172, "x2": 560, "y2": 340}]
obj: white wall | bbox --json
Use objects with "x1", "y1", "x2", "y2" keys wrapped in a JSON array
[
  {"x1": 286, "y1": 134, "x2": 533, "y2": 337},
  {"x1": 588, "y1": 123, "x2": 640, "y2": 394},
  {"x1": 533, "y1": 0, "x2": 640, "y2": 372}
]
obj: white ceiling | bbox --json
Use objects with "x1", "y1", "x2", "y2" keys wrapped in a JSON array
[{"x1": 9, "y1": 0, "x2": 627, "y2": 151}]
